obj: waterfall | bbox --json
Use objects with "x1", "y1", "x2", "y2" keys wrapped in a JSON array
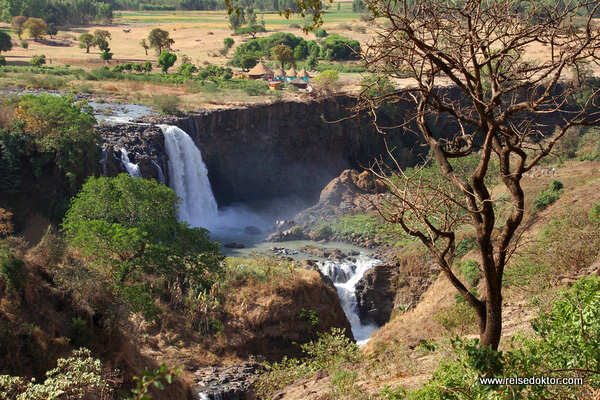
[
  {"x1": 160, "y1": 125, "x2": 219, "y2": 228},
  {"x1": 319, "y1": 256, "x2": 382, "y2": 345},
  {"x1": 120, "y1": 148, "x2": 142, "y2": 177}
]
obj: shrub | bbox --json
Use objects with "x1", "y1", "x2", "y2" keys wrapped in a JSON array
[
  {"x1": 151, "y1": 94, "x2": 181, "y2": 115},
  {"x1": 0, "y1": 348, "x2": 113, "y2": 399},
  {"x1": 244, "y1": 81, "x2": 268, "y2": 96},
  {"x1": 29, "y1": 54, "x2": 46, "y2": 67},
  {"x1": 69, "y1": 317, "x2": 92, "y2": 347},
  {"x1": 0, "y1": 56, "x2": 5, "y2": 67},
  {"x1": 352, "y1": 25, "x2": 367, "y2": 33},
  {"x1": 312, "y1": 224, "x2": 333, "y2": 241},
  {"x1": 255, "y1": 328, "x2": 360, "y2": 399},
  {"x1": 288, "y1": 23, "x2": 302, "y2": 28},
  {"x1": 533, "y1": 179, "x2": 563, "y2": 212},
  {"x1": 0, "y1": 245, "x2": 26, "y2": 292},
  {"x1": 314, "y1": 28, "x2": 328, "y2": 37},
  {"x1": 20, "y1": 40, "x2": 28, "y2": 48}
]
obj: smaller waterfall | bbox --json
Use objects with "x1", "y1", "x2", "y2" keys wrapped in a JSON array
[
  {"x1": 120, "y1": 148, "x2": 142, "y2": 177},
  {"x1": 160, "y1": 125, "x2": 219, "y2": 228},
  {"x1": 151, "y1": 160, "x2": 165, "y2": 184},
  {"x1": 319, "y1": 256, "x2": 382, "y2": 345}
]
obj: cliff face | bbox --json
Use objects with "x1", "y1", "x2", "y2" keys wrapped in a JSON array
[{"x1": 175, "y1": 96, "x2": 374, "y2": 205}]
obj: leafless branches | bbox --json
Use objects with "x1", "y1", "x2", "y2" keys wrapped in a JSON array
[{"x1": 359, "y1": 0, "x2": 600, "y2": 348}]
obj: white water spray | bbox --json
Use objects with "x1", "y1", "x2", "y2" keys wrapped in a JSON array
[
  {"x1": 120, "y1": 148, "x2": 142, "y2": 177},
  {"x1": 160, "y1": 125, "x2": 219, "y2": 227},
  {"x1": 319, "y1": 256, "x2": 382, "y2": 345}
]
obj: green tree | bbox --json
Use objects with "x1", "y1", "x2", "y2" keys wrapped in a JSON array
[
  {"x1": 223, "y1": 37, "x2": 234, "y2": 50},
  {"x1": 314, "y1": 69, "x2": 341, "y2": 94},
  {"x1": 0, "y1": 31, "x2": 12, "y2": 54},
  {"x1": 100, "y1": 49, "x2": 112, "y2": 62},
  {"x1": 46, "y1": 22, "x2": 57, "y2": 38},
  {"x1": 13, "y1": 94, "x2": 99, "y2": 191},
  {"x1": 78, "y1": 33, "x2": 94, "y2": 53},
  {"x1": 178, "y1": 62, "x2": 197, "y2": 77},
  {"x1": 23, "y1": 17, "x2": 46, "y2": 41},
  {"x1": 92, "y1": 29, "x2": 110, "y2": 52},
  {"x1": 271, "y1": 44, "x2": 295, "y2": 69},
  {"x1": 142, "y1": 60, "x2": 153, "y2": 73},
  {"x1": 62, "y1": 174, "x2": 224, "y2": 319},
  {"x1": 148, "y1": 28, "x2": 174, "y2": 55},
  {"x1": 157, "y1": 50, "x2": 177, "y2": 73},
  {"x1": 11, "y1": 15, "x2": 26, "y2": 39},
  {"x1": 240, "y1": 53, "x2": 257, "y2": 71},
  {"x1": 233, "y1": 24, "x2": 266, "y2": 39},
  {"x1": 245, "y1": 7, "x2": 257, "y2": 25},
  {"x1": 228, "y1": 8, "x2": 245, "y2": 31}
]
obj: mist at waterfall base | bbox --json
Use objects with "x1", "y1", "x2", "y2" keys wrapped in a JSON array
[{"x1": 160, "y1": 125, "x2": 298, "y2": 237}]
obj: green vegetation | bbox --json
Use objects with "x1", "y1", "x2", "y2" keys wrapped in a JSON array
[
  {"x1": 412, "y1": 277, "x2": 600, "y2": 399},
  {"x1": 29, "y1": 54, "x2": 46, "y2": 67},
  {"x1": 230, "y1": 32, "x2": 359, "y2": 70},
  {"x1": 148, "y1": 28, "x2": 174, "y2": 55},
  {"x1": 532, "y1": 179, "x2": 563, "y2": 212},
  {"x1": 0, "y1": 31, "x2": 12, "y2": 54},
  {"x1": 0, "y1": 245, "x2": 26, "y2": 292},
  {"x1": 62, "y1": 174, "x2": 224, "y2": 320},
  {"x1": 255, "y1": 328, "x2": 361, "y2": 399},
  {"x1": 1, "y1": 0, "x2": 114, "y2": 25},
  {"x1": 151, "y1": 94, "x2": 181, "y2": 114}
]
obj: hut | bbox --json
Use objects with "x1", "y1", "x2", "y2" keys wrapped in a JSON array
[
  {"x1": 285, "y1": 66, "x2": 297, "y2": 81},
  {"x1": 298, "y1": 67, "x2": 310, "y2": 82},
  {"x1": 273, "y1": 67, "x2": 287, "y2": 81},
  {"x1": 248, "y1": 61, "x2": 273, "y2": 80},
  {"x1": 289, "y1": 77, "x2": 308, "y2": 89},
  {"x1": 269, "y1": 81, "x2": 282, "y2": 90}
]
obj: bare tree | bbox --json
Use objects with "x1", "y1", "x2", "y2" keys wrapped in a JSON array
[{"x1": 358, "y1": 0, "x2": 600, "y2": 349}]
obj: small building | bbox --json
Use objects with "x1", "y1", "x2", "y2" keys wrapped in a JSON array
[
  {"x1": 269, "y1": 81, "x2": 282, "y2": 90},
  {"x1": 273, "y1": 67, "x2": 287, "y2": 81},
  {"x1": 298, "y1": 67, "x2": 310, "y2": 82},
  {"x1": 289, "y1": 77, "x2": 308, "y2": 89},
  {"x1": 248, "y1": 61, "x2": 273, "y2": 80},
  {"x1": 286, "y1": 66, "x2": 297, "y2": 81}
]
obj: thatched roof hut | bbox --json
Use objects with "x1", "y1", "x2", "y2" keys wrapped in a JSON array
[
  {"x1": 273, "y1": 67, "x2": 287, "y2": 81},
  {"x1": 298, "y1": 67, "x2": 310, "y2": 81},
  {"x1": 248, "y1": 61, "x2": 273, "y2": 79},
  {"x1": 289, "y1": 77, "x2": 308, "y2": 89},
  {"x1": 286, "y1": 66, "x2": 297, "y2": 78}
]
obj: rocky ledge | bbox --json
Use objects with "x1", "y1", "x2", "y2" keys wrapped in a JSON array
[
  {"x1": 194, "y1": 362, "x2": 264, "y2": 400},
  {"x1": 97, "y1": 124, "x2": 169, "y2": 184}
]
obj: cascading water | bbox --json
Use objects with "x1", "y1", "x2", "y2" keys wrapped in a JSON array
[
  {"x1": 319, "y1": 255, "x2": 382, "y2": 345},
  {"x1": 160, "y1": 125, "x2": 219, "y2": 228},
  {"x1": 120, "y1": 148, "x2": 142, "y2": 177}
]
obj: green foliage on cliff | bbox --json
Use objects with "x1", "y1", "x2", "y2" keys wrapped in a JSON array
[{"x1": 62, "y1": 174, "x2": 224, "y2": 320}]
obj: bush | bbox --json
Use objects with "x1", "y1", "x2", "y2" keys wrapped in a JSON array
[
  {"x1": 533, "y1": 179, "x2": 563, "y2": 212},
  {"x1": 244, "y1": 81, "x2": 268, "y2": 96},
  {"x1": 68, "y1": 317, "x2": 92, "y2": 347},
  {"x1": 255, "y1": 328, "x2": 360, "y2": 399},
  {"x1": 352, "y1": 25, "x2": 366, "y2": 33},
  {"x1": 314, "y1": 28, "x2": 328, "y2": 37},
  {"x1": 0, "y1": 245, "x2": 26, "y2": 292},
  {"x1": 312, "y1": 224, "x2": 333, "y2": 241},
  {"x1": 151, "y1": 94, "x2": 181, "y2": 115},
  {"x1": 0, "y1": 56, "x2": 5, "y2": 67},
  {"x1": 20, "y1": 40, "x2": 28, "y2": 49},
  {"x1": 0, "y1": 348, "x2": 112, "y2": 400},
  {"x1": 30, "y1": 54, "x2": 46, "y2": 67}
]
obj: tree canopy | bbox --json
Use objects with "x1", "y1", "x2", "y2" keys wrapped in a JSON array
[
  {"x1": 0, "y1": 32, "x2": 12, "y2": 54},
  {"x1": 148, "y1": 28, "x2": 174, "y2": 55},
  {"x1": 158, "y1": 50, "x2": 177, "y2": 73},
  {"x1": 62, "y1": 174, "x2": 224, "y2": 319},
  {"x1": 23, "y1": 17, "x2": 46, "y2": 41}
]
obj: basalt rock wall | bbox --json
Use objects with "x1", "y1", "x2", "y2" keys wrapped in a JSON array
[{"x1": 174, "y1": 96, "x2": 388, "y2": 206}]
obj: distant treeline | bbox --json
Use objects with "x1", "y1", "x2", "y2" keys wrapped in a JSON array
[
  {"x1": 0, "y1": 0, "x2": 114, "y2": 25},
  {"x1": 120, "y1": 0, "x2": 304, "y2": 12}
]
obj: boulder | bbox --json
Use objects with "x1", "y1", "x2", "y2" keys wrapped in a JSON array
[{"x1": 244, "y1": 225, "x2": 262, "y2": 235}]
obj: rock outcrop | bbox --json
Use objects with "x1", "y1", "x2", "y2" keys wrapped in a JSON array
[
  {"x1": 97, "y1": 124, "x2": 169, "y2": 184},
  {"x1": 220, "y1": 269, "x2": 353, "y2": 362},
  {"x1": 355, "y1": 255, "x2": 438, "y2": 326}
]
